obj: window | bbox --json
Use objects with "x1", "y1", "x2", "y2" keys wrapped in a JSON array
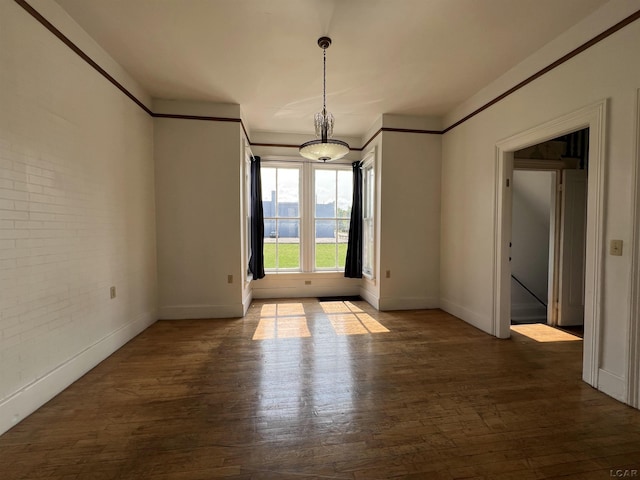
[
  {"x1": 261, "y1": 165, "x2": 301, "y2": 271},
  {"x1": 314, "y1": 168, "x2": 352, "y2": 270},
  {"x1": 260, "y1": 161, "x2": 352, "y2": 273},
  {"x1": 362, "y1": 156, "x2": 375, "y2": 278}
]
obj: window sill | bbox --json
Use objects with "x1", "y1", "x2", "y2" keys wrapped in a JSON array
[{"x1": 263, "y1": 271, "x2": 348, "y2": 279}]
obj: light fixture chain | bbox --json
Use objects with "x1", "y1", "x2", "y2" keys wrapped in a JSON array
[{"x1": 323, "y1": 47, "x2": 327, "y2": 114}]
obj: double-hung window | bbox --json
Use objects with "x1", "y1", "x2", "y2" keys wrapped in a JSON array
[
  {"x1": 362, "y1": 156, "x2": 375, "y2": 278},
  {"x1": 261, "y1": 165, "x2": 301, "y2": 271},
  {"x1": 261, "y1": 160, "x2": 352, "y2": 273},
  {"x1": 314, "y1": 167, "x2": 352, "y2": 270}
]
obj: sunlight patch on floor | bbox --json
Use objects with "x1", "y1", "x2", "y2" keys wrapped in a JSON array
[
  {"x1": 327, "y1": 312, "x2": 390, "y2": 335},
  {"x1": 260, "y1": 303, "x2": 305, "y2": 317},
  {"x1": 511, "y1": 323, "x2": 582, "y2": 342},
  {"x1": 252, "y1": 316, "x2": 311, "y2": 340},
  {"x1": 252, "y1": 301, "x2": 389, "y2": 340},
  {"x1": 320, "y1": 301, "x2": 352, "y2": 314}
]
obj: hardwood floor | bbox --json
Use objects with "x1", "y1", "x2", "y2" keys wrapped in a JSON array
[{"x1": 1, "y1": 298, "x2": 639, "y2": 479}]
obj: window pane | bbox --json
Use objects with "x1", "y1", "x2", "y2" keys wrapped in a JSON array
[
  {"x1": 363, "y1": 219, "x2": 373, "y2": 273},
  {"x1": 264, "y1": 243, "x2": 276, "y2": 269},
  {"x1": 337, "y1": 170, "x2": 352, "y2": 218},
  {"x1": 278, "y1": 168, "x2": 299, "y2": 218},
  {"x1": 277, "y1": 219, "x2": 299, "y2": 269},
  {"x1": 262, "y1": 168, "x2": 276, "y2": 218},
  {"x1": 316, "y1": 219, "x2": 336, "y2": 268},
  {"x1": 364, "y1": 167, "x2": 374, "y2": 217},
  {"x1": 315, "y1": 170, "x2": 336, "y2": 218},
  {"x1": 264, "y1": 219, "x2": 277, "y2": 269},
  {"x1": 362, "y1": 163, "x2": 375, "y2": 275},
  {"x1": 264, "y1": 219, "x2": 276, "y2": 239},
  {"x1": 337, "y1": 219, "x2": 350, "y2": 242},
  {"x1": 338, "y1": 243, "x2": 347, "y2": 268},
  {"x1": 338, "y1": 219, "x2": 349, "y2": 268}
]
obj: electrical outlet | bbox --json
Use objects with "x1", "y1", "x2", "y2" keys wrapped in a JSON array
[
  {"x1": 610, "y1": 239, "x2": 623, "y2": 256},
  {"x1": 227, "y1": 275, "x2": 233, "y2": 284},
  {"x1": 386, "y1": 270, "x2": 391, "y2": 278},
  {"x1": 110, "y1": 286, "x2": 116, "y2": 299}
]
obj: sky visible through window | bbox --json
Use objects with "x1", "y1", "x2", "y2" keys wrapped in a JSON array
[{"x1": 261, "y1": 167, "x2": 351, "y2": 213}]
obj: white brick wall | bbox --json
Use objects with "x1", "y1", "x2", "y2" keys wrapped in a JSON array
[{"x1": 0, "y1": 1, "x2": 157, "y2": 433}]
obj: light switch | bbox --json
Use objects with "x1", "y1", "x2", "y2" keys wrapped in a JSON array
[{"x1": 610, "y1": 240, "x2": 623, "y2": 256}]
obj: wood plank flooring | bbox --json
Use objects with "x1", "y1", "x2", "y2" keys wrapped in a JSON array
[{"x1": 1, "y1": 298, "x2": 639, "y2": 479}]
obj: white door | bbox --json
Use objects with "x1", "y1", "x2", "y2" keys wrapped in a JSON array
[{"x1": 558, "y1": 169, "x2": 587, "y2": 326}]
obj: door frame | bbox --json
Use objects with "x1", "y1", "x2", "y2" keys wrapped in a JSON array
[
  {"x1": 493, "y1": 100, "x2": 607, "y2": 387},
  {"x1": 511, "y1": 165, "x2": 562, "y2": 326},
  {"x1": 629, "y1": 89, "x2": 640, "y2": 408}
]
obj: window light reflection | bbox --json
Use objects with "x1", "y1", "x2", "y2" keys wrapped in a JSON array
[{"x1": 511, "y1": 324, "x2": 582, "y2": 342}]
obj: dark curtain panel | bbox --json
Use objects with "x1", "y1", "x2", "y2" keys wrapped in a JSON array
[
  {"x1": 249, "y1": 156, "x2": 265, "y2": 280},
  {"x1": 344, "y1": 161, "x2": 363, "y2": 278}
]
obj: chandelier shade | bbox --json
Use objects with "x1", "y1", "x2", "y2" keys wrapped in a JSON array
[
  {"x1": 299, "y1": 138, "x2": 350, "y2": 162},
  {"x1": 299, "y1": 37, "x2": 350, "y2": 162}
]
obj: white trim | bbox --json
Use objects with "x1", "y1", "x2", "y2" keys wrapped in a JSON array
[
  {"x1": 494, "y1": 99, "x2": 607, "y2": 388},
  {"x1": 159, "y1": 304, "x2": 245, "y2": 319},
  {"x1": 440, "y1": 298, "x2": 492, "y2": 334},
  {"x1": 359, "y1": 286, "x2": 380, "y2": 310},
  {"x1": 598, "y1": 369, "x2": 627, "y2": 403},
  {"x1": 492, "y1": 147, "x2": 513, "y2": 338},
  {"x1": 362, "y1": 147, "x2": 377, "y2": 280},
  {"x1": 0, "y1": 311, "x2": 157, "y2": 436},
  {"x1": 628, "y1": 88, "x2": 640, "y2": 409},
  {"x1": 378, "y1": 296, "x2": 439, "y2": 311},
  {"x1": 242, "y1": 288, "x2": 253, "y2": 316}
]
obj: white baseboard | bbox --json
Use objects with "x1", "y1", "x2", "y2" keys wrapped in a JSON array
[
  {"x1": 378, "y1": 296, "x2": 439, "y2": 311},
  {"x1": 242, "y1": 288, "x2": 253, "y2": 316},
  {"x1": 598, "y1": 368, "x2": 627, "y2": 403},
  {"x1": 359, "y1": 288, "x2": 379, "y2": 310},
  {"x1": 158, "y1": 304, "x2": 245, "y2": 319},
  {"x1": 440, "y1": 298, "x2": 493, "y2": 335},
  {"x1": 0, "y1": 310, "x2": 157, "y2": 436}
]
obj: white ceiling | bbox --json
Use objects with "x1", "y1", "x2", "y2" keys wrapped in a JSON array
[{"x1": 54, "y1": 0, "x2": 608, "y2": 137}]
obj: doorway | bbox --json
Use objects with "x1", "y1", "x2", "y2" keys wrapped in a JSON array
[
  {"x1": 494, "y1": 100, "x2": 606, "y2": 387},
  {"x1": 510, "y1": 131, "x2": 589, "y2": 339}
]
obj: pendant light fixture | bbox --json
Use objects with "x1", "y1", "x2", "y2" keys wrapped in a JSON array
[{"x1": 299, "y1": 37, "x2": 350, "y2": 162}]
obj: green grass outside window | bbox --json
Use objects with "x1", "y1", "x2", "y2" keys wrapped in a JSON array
[{"x1": 264, "y1": 243, "x2": 347, "y2": 269}]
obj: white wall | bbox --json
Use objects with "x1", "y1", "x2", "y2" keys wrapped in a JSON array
[
  {"x1": 0, "y1": 0, "x2": 157, "y2": 434},
  {"x1": 511, "y1": 170, "x2": 553, "y2": 321},
  {"x1": 441, "y1": 2, "x2": 640, "y2": 402},
  {"x1": 154, "y1": 107, "x2": 246, "y2": 319},
  {"x1": 378, "y1": 131, "x2": 441, "y2": 310}
]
